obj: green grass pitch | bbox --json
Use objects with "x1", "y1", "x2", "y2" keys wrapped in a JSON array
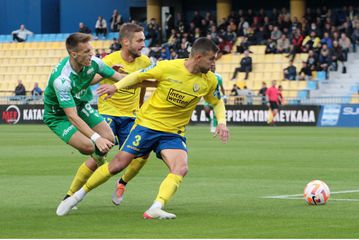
[{"x1": 0, "y1": 125, "x2": 358, "y2": 238}]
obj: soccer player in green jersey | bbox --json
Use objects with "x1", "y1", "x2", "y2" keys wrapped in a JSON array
[
  {"x1": 42, "y1": 33, "x2": 125, "y2": 215},
  {"x1": 204, "y1": 66, "x2": 226, "y2": 133}
]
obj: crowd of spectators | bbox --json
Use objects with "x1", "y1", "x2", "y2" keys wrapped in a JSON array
[{"x1": 86, "y1": 6, "x2": 359, "y2": 82}]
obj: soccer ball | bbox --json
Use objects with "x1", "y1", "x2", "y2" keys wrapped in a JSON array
[{"x1": 304, "y1": 180, "x2": 330, "y2": 205}]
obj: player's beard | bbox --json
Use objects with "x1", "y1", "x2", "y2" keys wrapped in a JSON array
[
  {"x1": 128, "y1": 47, "x2": 141, "y2": 58},
  {"x1": 199, "y1": 66, "x2": 210, "y2": 74}
]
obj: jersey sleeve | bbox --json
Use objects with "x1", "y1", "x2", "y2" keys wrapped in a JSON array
[
  {"x1": 204, "y1": 74, "x2": 222, "y2": 105},
  {"x1": 53, "y1": 76, "x2": 76, "y2": 109},
  {"x1": 136, "y1": 60, "x2": 165, "y2": 81},
  {"x1": 92, "y1": 56, "x2": 116, "y2": 78}
]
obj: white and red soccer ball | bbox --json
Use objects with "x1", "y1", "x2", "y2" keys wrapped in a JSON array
[{"x1": 304, "y1": 180, "x2": 330, "y2": 205}]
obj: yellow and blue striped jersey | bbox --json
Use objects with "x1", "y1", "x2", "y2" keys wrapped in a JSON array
[
  {"x1": 134, "y1": 59, "x2": 221, "y2": 135},
  {"x1": 98, "y1": 51, "x2": 151, "y2": 117}
]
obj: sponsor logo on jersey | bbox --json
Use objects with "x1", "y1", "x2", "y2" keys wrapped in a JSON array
[
  {"x1": 193, "y1": 83, "x2": 200, "y2": 92},
  {"x1": 87, "y1": 68, "x2": 94, "y2": 75},
  {"x1": 166, "y1": 88, "x2": 197, "y2": 108}
]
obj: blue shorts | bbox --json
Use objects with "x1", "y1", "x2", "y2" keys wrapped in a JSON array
[
  {"x1": 102, "y1": 115, "x2": 135, "y2": 149},
  {"x1": 121, "y1": 124, "x2": 187, "y2": 159}
]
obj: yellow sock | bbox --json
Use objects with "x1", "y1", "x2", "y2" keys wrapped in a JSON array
[
  {"x1": 83, "y1": 162, "x2": 112, "y2": 193},
  {"x1": 155, "y1": 173, "x2": 183, "y2": 206},
  {"x1": 121, "y1": 157, "x2": 147, "y2": 183},
  {"x1": 66, "y1": 162, "x2": 93, "y2": 196}
]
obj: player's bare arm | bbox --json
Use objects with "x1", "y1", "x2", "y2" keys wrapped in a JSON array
[
  {"x1": 63, "y1": 107, "x2": 114, "y2": 152},
  {"x1": 212, "y1": 99, "x2": 229, "y2": 143}
]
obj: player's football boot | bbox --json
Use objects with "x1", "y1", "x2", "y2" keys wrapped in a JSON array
[
  {"x1": 56, "y1": 195, "x2": 81, "y2": 216},
  {"x1": 143, "y1": 208, "x2": 176, "y2": 219},
  {"x1": 112, "y1": 182, "x2": 126, "y2": 206}
]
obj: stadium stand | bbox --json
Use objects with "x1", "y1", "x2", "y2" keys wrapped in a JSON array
[{"x1": 0, "y1": 38, "x2": 112, "y2": 96}]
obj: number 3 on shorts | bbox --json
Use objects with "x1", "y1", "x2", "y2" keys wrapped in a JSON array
[{"x1": 132, "y1": 135, "x2": 141, "y2": 147}]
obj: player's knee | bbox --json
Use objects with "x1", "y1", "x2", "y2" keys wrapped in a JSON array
[
  {"x1": 79, "y1": 142, "x2": 95, "y2": 155},
  {"x1": 172, "y1": 164, "x2": 188, "y2": 177}
]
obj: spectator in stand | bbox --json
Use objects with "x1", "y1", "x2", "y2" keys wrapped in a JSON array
[
  {"x1": 332, "y1": 31, "x2": 340, "y2": 42},
  {"x1": 351, "y1": 21, "x2": 359, "y2": 52},
  {"x1": 253, "y1": 26, "x2": 267, "y2": 45},
  {"x1": 12, "y1": 24, "x2": 33, "y2": 42},
  {"x1": 298, "y1": 61, "x2": 312, "y2": 80},
  {"x1": 109, "y1": 38, "x2": 121, "y2": 53},
  {"x1": 230, "y1": 84, "x2": 241, "y2": 105},
  {"x1": 302, "y1": 31, "x2": 321, "y2": 49},
  {"x1": 79, "y1": 22, "x2": 92, "y2": 34},
  {"x1": 265, "y1": 38, "x2": 277, "y2": 54},
  {"x1": 95, "y1": 16, "x2": 108, "y2": 39},
  {"x1": 110, "y1": 9, "x2": 123, "y2": 32},
  {"x1": 283, "y1": 60, "x2": 297, "y2": 80},
  {"x1": 286, "y1": 28, "x2": 304, "y2": 60},
  {"x1": 318, "y1": 43, "x2": 331, "y2": 79},
  {"x1": 209, "y1": 25, "x2": 220, "y2": 44},
  {"x1": 15, "y1": 80, "x2": 26, "y2": 96},
  {"x1": 270, "y1": 26, "x2": 282, "y2": 41},
  {"x1": 31, "y1": 82, "x2": 42, "y2": 100},
  {"x1": 200, "y1": 19, "x2": 209, "y2": 36},
  {"x1": 231, "y1": 49, "x2": 252, "y2": 80},
  {"x1": 237, "y1": 17, "x2": 250, "y2": 36},
  {"x1": 339, "y1": 21, "x2": 353, "y2": 40},
  {"x1": 331, "y1": 40, "x2": 346, "y2": 72},
  {"x1": 169, "y1": 49, "x2": 178, "y2": 59},
  {"x1": 177, "y1": 42, "x2": 189, "y2": 58},
  {"x1": 291, "y1": 17, "x2": 302, "y2": 32},
  {"x1": 339, "y1": 32, "x2": 351, "y2": 61},
  {"x1": 277, "y1": 34, "x2": 290, "y2": 53},
  {"x1": 258, "y1": 81, "x2": 267, "y2": 105},
  {"x1": 321, "y1": 31, "x2": 333, "y2": 49},
  {"x1": 242, "y1": 86, "x2": 253, "y2": 105},
  {"x1": 192, "y1": 10, "x2": 203, "y2": 27},
  {"x1": 147, "y1": 18, "x2": 161, "y2": 47},
  {"x1": 306, "y1": 49, "x2": 318, "y2": 72}
]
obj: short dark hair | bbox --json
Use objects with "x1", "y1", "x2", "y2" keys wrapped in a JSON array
[
  {"x1": 119, "y1": 23, "x2": 144, "y2": 41},
  {"x1": 190, "y1": 37, "x2": 219, "y2": 57},
  {"x1": 66, "y1": 32, "x2": 92, "y2": 53}
]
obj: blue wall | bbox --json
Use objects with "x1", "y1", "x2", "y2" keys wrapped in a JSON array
[
  {"x1": 0, "y1": 0, "x2": 42, "y2": 34},
  {"x1": 41, "y1": 0, "x2": 60, "y2": 33},
  {"x1": 59, "y1": 0, "x2": 146, "y2": 33},
  {"x1": 0, "y1": 0, "x2": 145, "y2": 34}
]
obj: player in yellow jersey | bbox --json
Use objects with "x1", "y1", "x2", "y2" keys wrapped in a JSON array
[
  {"x1": 57, "y1": 37, "x2": 229, "y2": 219},
  {"x1": 97, "y1": 23, "x2": 153, "y2": 206}
]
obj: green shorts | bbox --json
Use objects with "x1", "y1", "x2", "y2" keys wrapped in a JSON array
[{"x1": 44, "y1": 103, "x2": 104, "y2": 143}]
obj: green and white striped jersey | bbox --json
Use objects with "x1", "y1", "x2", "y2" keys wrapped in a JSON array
[{"x1": 44, "y1": 56, "x2": 115, "y2": 117}]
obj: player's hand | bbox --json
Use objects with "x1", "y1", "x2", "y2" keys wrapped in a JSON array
[
  {"x1": 95, "y1": 137, "x2": 114, "y2": 153},
  {"x1": 214, "y1": 123, "x2": 229, "y2": 144},
  {"x1": 112, "y1": 64, "x2": 128, "y2": 74},
  {"x1": 96, "y1": 84, "x2": 117, "y2": 100}
]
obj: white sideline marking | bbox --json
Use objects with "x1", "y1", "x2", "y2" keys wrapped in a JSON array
[{"x1": 263, "y1": 189, "x2": 359, "y2": 202}]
